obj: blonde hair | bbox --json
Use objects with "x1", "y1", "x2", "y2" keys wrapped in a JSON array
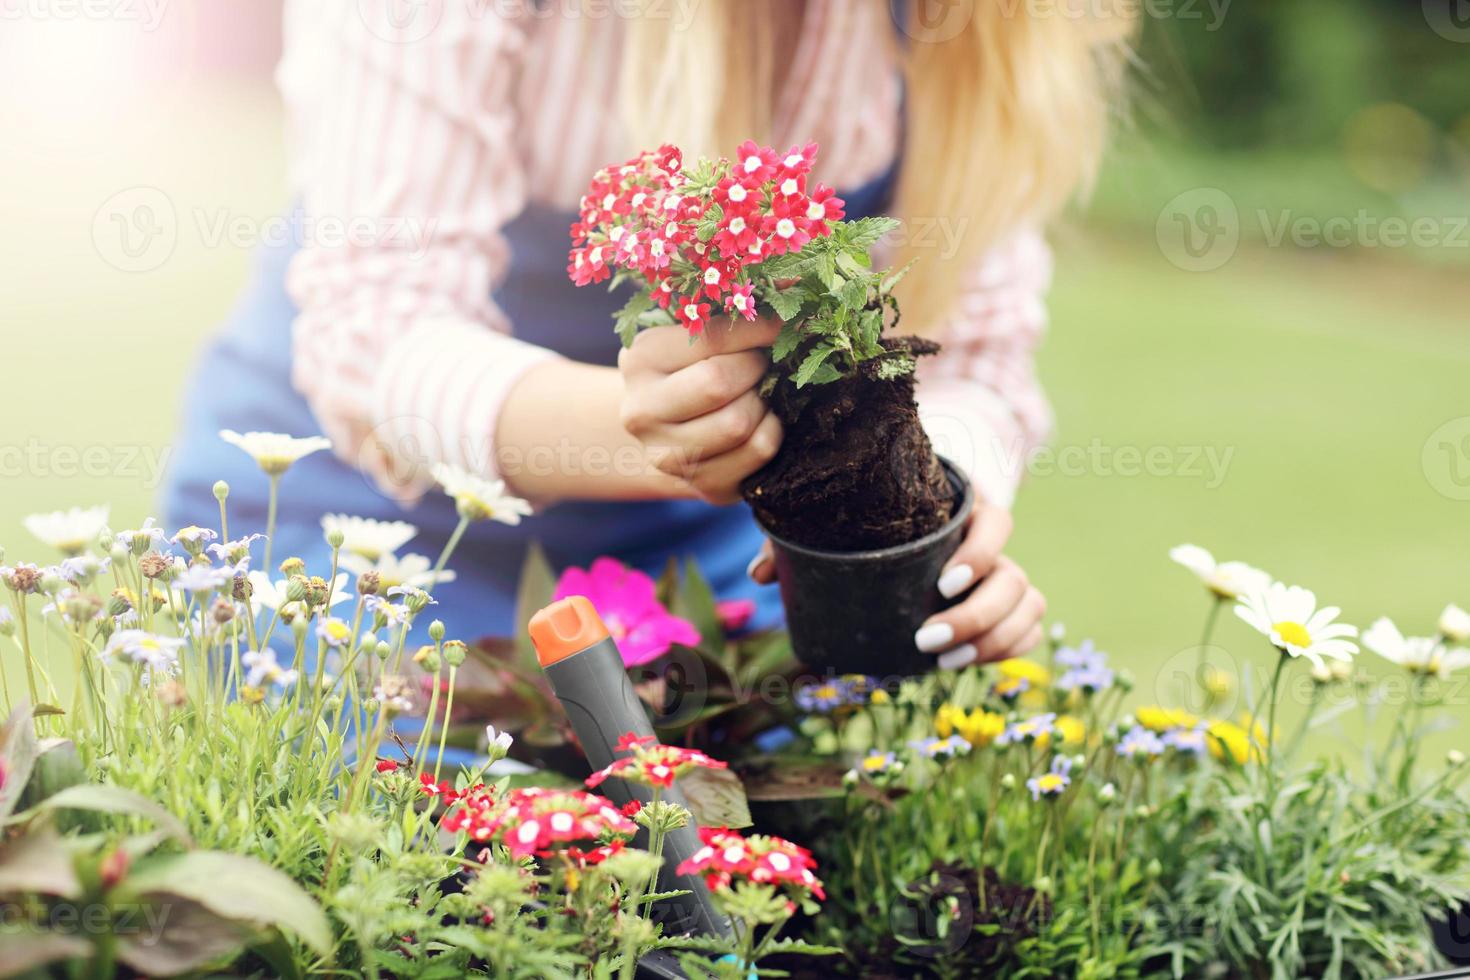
[{"x1": 614, "y1": 0, "x2": 1135, "y2": 331}]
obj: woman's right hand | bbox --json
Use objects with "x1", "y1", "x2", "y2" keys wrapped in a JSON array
[{"x1": 618, "y1": 318, "x2": 785, "y2": 505}]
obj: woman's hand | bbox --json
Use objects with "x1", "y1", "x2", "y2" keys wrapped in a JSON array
[
  {"x1": 747, "y1": 501, "x2": 1046, "y2": 668},
  {"x1": 618, "y1": 318, "x2": 785, "y2": 505}
]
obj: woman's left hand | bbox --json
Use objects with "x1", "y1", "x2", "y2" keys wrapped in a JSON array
[{"x1": 746, "y1": 501, "x2": 1046, "y2": 669}]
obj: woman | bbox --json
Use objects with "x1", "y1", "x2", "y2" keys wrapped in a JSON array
[{"x1": 163, "y1": 0, "x2": 1131, "y2": 666}]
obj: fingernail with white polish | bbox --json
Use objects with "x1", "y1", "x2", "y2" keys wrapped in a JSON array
[
  {"x1": 937, "y1": 644, "x2": 979, "y2": 671},
  {"x1": 914, "y1": 621, "x2": 955, "y2": 653},
  {"x1": 937, "y1": 563, "x2": 975, "y2": 599},
  {"x1": 746, "y1": 553, "x2": 767, "y2": 579}
]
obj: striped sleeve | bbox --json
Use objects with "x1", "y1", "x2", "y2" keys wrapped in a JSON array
[
  {"x1": 916, "y1": 229, "x2": 1054, "y2": 509},
  {"x1": 279, "y1": 0, "x2": 557, "y2": 499}
]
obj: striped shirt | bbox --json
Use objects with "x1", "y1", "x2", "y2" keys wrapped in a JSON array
[{"x1": 278, "y1": 0, "x2": 1051, "y2": 507}]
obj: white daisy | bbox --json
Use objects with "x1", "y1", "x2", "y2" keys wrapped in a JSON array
[
  {"x1": 1233, "y1": 583, "x2": 1359, "y2": 671},
  {"x1": 23, "y1": 506, "x2": 110, "y2": 555},
  {"x1": 432, "y1": 463, "x2": 533, "y2": 525},
  {"x1": 1439, "y1": 603, "x2": 1470, "y2": 644},
  {"x1": 1363, "y1": 617, "x2": 1470, "y2": 680},
  {"x1": 247, "y1": 571, "x2": 352, "y2": 616},
  {"x1": 321, "y1": 514, "x2": 417, "y2": 561},
  {"x1": 337, "y1": 552, "x2": 455, "y2": 591},
  {"x1": 1170, "y1": 544, "x2": 1272, "y2": 599},
  {"x1": 219, "y1": 430, "x2": 332, "y2": 476}
]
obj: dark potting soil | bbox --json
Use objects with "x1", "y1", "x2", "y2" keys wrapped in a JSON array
[
  {"x1": 741, "y1": 337, "x2": 955, "y2": 552},
  {"x1": 765, "y1": 861, "x2": 1048, "y2": 978}
]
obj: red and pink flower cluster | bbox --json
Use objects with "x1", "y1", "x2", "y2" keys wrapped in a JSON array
[
  {"x1": 584, "y1": 732, "x2": 729, "y2": 791},
  {"x1": 568, "y1": 140, "x2": 846, "y2": 336},
  {"x1": 438, "y1": 784, "x2": 638, "y2": 859},
  {"x1": 676, "y1": 826, "x2": 825, "y2": 903}
]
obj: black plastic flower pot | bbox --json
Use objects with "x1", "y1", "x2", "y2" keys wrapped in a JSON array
[{"x1": 759, "y1": 456, "x2": 974, "y2": 678}]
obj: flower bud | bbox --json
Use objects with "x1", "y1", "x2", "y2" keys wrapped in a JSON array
[
  {"x1": 428, "y1": 619, "x2": 445, "y2": 642},
  {"x1": 0, "y1": 613, "x2": 14, "y2": 637},
  {"x1": 1440, "y1": 604, "x2": 1470, "y2": 644},
  {"x1": 357, "y1": 571, "x2": 380, "y2": 596},
  {"x1": 232, "y1": 575, "x2": 252, "y2": 603},
  {"x1": 1134, "y1": 804, "x2": 1151, "y2": 819},
  {"x1": 279, "y1": 557, "x2": 306, "y2": 578},
  {"x1": 1145, "y1": 858, "x2": 1163, "y2": 879},
  {"x1": 138, "y1": 551, "x2": 170, "y2": 580},
  {"x1": 325, "y1": 527, "x2": 345, "y2": 549},
  {"x1": 1098, "y1": 782, "x2": 1117, "y2": 803},
  {"x1": 324, "y1": 695, "x2": 343, "y2": 716},
  {"x1": 99, "y1": 847, "x2": 131, "y2": 890},
  {"x1": 1048, "y1": 622, "x2": 1066, "y2": 642},
  {"x1": 444, "y1": 639, "x2": 467, "y2": 667},
  {"x1": 292, "y1": 616, "x2": 309, "y2": 639},
  {"x1": 39, "y1": 573, "x2": 65, "y2": 596},
  {"x1": 213, "y1": 480, "x2": 230, "y2": 502},
  {"x1": 1449, "y1": 749, "x2": 1466, "y2": 767},
  {"x1": 108, "y1": 590, "x2": 133, "y2": 617},
  {"x1": 110, "y1": 544, "x2": 129, "y2": 566},
  {"x1": 210, "y1": 596, "x2": 235, "y2": 625},
  {"x1": 1034, "y1": 875, "x2": 1053, "y2": 895},
  {"x1": 375, "y1": 640, "x2": 392, "y2": 661},
  {"x1": 286, "y1": 575, "x2": 308, "y2": 603},
  {"x1": 364, "y1": 697, "x2": 381, "y2": 713},
  {"x1": 303, "y1": 576, "x2": 330, "y2": 608},
  {"x1": 1000, "y1": 773, "x2": 1017, "y2": 790}
]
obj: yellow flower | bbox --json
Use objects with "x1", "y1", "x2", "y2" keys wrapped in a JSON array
[
  {"x1": 1035, "y1": 715, "x2": 1086, "y2": 750},
  {"x1": 1136, "y1": 706, "x2": 1199, "y2": 733},
  {"x1": 241, "y1": 685, "x2": 266, "y2": 705},
  {"x1": 1055, "y1": 715, "x2": 1087, "y2": 746},
  {"x1": 935, "y1": 704, "x2": 1005, "y2": 747},
  {"x1": 1201, "y1": 666, "x2": 1232, "y2": 699},
  {"x1": 997, "y1": 659, "x2": 1051, "y2": 688},
  {"x1": 1206, "y1": 719, "x2": 1262, "y2": 765}
]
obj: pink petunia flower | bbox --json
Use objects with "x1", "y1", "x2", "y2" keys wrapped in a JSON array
[
  {"x1": 716, "y1": 598, "x2": 756, "y2": 631},
  {"x1": 553, "y1": 557, "x2": 701, "y2": 666}
]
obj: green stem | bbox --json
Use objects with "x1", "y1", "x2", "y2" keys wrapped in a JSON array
[
  {"x1": 427, "y1": 516, "x2": 470, "y2": 596},
  {"x1": 432, "y1": 666, "x2": 457, "y2": 784},
  {"x1": 263, "y1": 474, "x2": 280, "y2": 574}
]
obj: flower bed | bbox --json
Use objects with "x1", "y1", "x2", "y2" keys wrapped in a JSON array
[{"x1": 2, "y1": 436, "x2": 1468, "y2": 978}]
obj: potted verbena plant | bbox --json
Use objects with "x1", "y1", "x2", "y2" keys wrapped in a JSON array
[{"x1": 569, "y1": 141, "x2": 973, "y2": 676}]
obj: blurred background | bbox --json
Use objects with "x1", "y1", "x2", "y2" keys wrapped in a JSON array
[{"x1": 1, "y1": 0, "x2": 1467, "y2": 749}]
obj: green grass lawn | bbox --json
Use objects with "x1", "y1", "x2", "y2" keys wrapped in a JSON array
[{"x1": 4, "y1": 90, "x2": 1468, "y2": 762}]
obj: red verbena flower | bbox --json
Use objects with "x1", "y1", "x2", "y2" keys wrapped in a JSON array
[
  {"x1": 441, "y1": 786, "x2": 636, "y2": 859},
  {"x1": 418, "y1": 772, "x2": 461, "y2": 803},
  {"x1": 805, "y1": 183, "x2": 845, "y2": 228},
  {"x1": 715, "y1": 598, "x2": 757, "y2": 630},
  {"x1": 375, "y1": 758, "x2": 400, "y2": 773},
  {"x1": 725, "y1": 283, "x2": 757, "y2": 322},
  {"x1": 585, "y1": 739, "x2": 729, "y2": 791},
  {"x1": 733, "y1": 140, "x2": 779, "y2": 185},
  {"x1": 677, "y1": 827, "x2": 825, "y2": 901}
]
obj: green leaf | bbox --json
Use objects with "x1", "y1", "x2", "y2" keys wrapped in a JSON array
[
  {"x1": 756, "y1": 251, "x2": 811, "y2": 281},
  {"x1": 695, "y1": 202, "x2": 723, "y2": 243},
  {"x1": 874, "y1": 353, "x2": 917, "y2": 380},
  {"x1": 835, "y1": 250, "x2": 869, "y2": 276},
  {"x1": 0, "y1": 824, "x2": 83, "y2": 898},
  {"x1": 843, "y1": 216, "x2": 901, "y2": 251},
  {"x1": 671, "y1": 559, "x2": 723, "y2": 649},
  {"x1": 20, "y1": 738, "x2": 85, "y2": 811},
  {"x1": 678, "y1": 766, "x2": 753, "y2": 829},
  {"x1": 881, "y1": 257, "x2": 916, "y2": 292},
  {"x1": 766, "y1": 286, "x2": 808, "y2": 323},
  {"x1": 837, "y1": 275, "x2": 869, "y2": 311},
  {"x1": 116, "y1": 897, "x2": 255, "y2": 975},
  {"x1": 771, "y1": 320, "x2": 805, "y2": 363},
  {"x1": 814, "y1": 253, "x2": 839, "y2": 292},
  {"x1": 29, "y1": 784, "x2": 192, "y2": 846},
  {"x1": 0, "y1": 932, "x2": 92, "y2": 975},
  {"x1": 123, "y1": 851, "x2": 333, "y2": 957},
  {"x1": 793, "y1": 345, "x2": 836, "y2": 388},
  {"x1": 0, "y1": 702, "x2": 39, "y2": 820},
  {"x1": 613, "y1": 290, "x2": 655, "y2": 348},
  {"x1": 512, "y1": 542, "x2": 558, "y2": 673}
]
